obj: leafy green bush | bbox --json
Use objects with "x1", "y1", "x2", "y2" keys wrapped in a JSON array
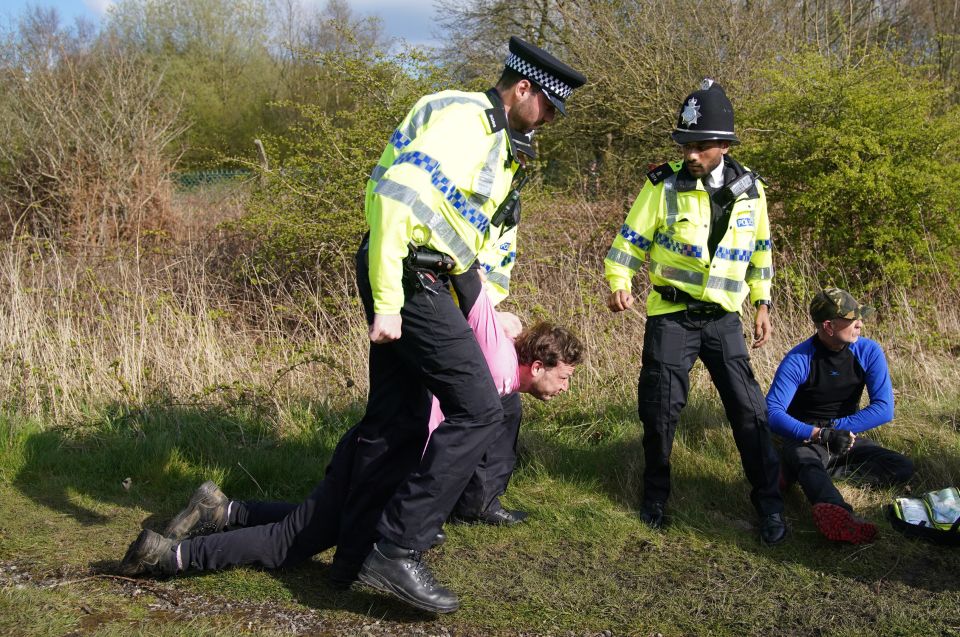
[{"x1": 738, "y1": 48, "x2": 960, "y2": 292}]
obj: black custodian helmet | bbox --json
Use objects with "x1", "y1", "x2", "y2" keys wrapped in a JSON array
[{"x1": 671, "y1": 79, "x2": 739, "y2": 145}]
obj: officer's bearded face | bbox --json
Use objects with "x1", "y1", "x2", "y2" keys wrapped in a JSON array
[
  {"x1": 681, "y1": 141, "x2": 730, "y2": 177},
  {"x1": 509, "y1": 83, "x2": 556, "y2": 134}
]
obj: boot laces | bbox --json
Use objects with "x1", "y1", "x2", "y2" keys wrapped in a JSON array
[{"x1": 408, "y1": 551, "x2": 439, "y2": 590}]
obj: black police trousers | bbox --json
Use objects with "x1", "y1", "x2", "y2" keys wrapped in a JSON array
[
  {"x1": 781, "y1": 436, "x2": 914, "y2": 511},
  {"x1": 637, "y1": 310, "x2": 783, "y2": 516}
]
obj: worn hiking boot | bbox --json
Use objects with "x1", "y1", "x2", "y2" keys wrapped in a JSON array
[
  {"x1": 164, "y1": 480, "x2": 229, "y2": 540},
  {"x1": 358, "y1": 540, "x2": 459, "y2": 613},
  {"x1": 812, "y1": 502, "x2": 878, "y2": 544},
  {"x1": 119, "y1": 529, "x2": 178, "y2": 576}
]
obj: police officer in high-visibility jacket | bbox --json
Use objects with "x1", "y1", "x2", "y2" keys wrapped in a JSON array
[
  {"x1": 604, "y1": 80, "x2": 786, "y2": 545},
  {"x1": 354, "y1": 38, "x2": 585, "y2": 613}
]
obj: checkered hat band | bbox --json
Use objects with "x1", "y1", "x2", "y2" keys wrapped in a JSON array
[{"x1": 505, "y1": 53, "x2": 572, "y2": 99}]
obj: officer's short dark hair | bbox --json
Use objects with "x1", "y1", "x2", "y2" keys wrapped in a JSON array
[
  {"x1": 515, "y1": 322, "x2": 584, "y2": 368},
  {"x1": 496, "y1": 66, "x2": 527, "y2": 91}
]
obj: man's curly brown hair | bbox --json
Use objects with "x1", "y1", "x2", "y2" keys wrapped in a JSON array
[{"x1": 514, "y1": 322, "x2": 584, "y2": 367}]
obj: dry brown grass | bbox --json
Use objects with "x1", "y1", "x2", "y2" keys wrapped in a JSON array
[
  {"x1": 1, "y1": 192, "x2": 958, "y2": 441},
  {"x1": 0, "y1": 237, "x2": 369, "y2": 425}
]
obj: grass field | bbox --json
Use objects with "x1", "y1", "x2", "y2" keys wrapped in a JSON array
[{"x1": 1, "y1": 195, "x2": 959, "y2": 636}]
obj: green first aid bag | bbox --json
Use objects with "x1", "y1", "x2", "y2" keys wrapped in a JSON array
[{"x1": 886, "y1": 487, "x2": 960, "y2": 546}]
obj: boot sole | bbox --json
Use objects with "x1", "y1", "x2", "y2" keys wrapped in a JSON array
[
  {"x1": 813, "y1": 503, "x2": 877, "y2": 544},
  {"x1": 164, "y1": 481, "x2": 226, "y2": 540},
  {"x1": 358, "y1": 565, "x2": 459, "y2": 614}
]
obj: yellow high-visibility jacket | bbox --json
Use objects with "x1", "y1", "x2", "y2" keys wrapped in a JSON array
[
  {"x1": 604, "y1": 158, "x2": 773, "y2": 316},
  {"x1": 365, "y1": 90, "x2": 521, "y2": 315}
]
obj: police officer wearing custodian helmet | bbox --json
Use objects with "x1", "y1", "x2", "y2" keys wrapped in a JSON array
[{"x1": 604, "y1": 79, "x2": 786, "y2": 545}]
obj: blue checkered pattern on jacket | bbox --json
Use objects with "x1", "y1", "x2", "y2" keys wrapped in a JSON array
[
  {"x1": 655, "y1": 232, "x2": 703, "y2": 258},
  {"x1": 754, "y1": 239, "x2": 772, "y2": 251},
  {"x1": 389, "y1": 129, "x2": 412, "y2": 151},
  {"x1": 714, "y1": 246, "x2": 753, "y2": 262},
  {"x1": 500, "y1": 251, "x2": 516, "y2": 267},
  {"x1": 393, "y1": 151, "x2": 490, "y2": 234},
  {"x1": 620, "y1": 225, "x2": 652, "y2": 251}
]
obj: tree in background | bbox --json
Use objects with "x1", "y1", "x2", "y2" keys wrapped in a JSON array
[{"x1": 104, "y1": 0, "x2": 277, "y2": 167}]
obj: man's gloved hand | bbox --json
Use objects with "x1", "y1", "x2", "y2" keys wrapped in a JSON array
[{"x1": 820, "y1": 428, "x2": 855, "y2": 455}]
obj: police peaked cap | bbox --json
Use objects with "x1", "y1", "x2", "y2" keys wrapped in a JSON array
[
  {"x1": 671, "y1": 79, "x2": 739, "y2": 145},
  {"x1": 504, "y1": 36, "x2": 586, "y2": 116}
]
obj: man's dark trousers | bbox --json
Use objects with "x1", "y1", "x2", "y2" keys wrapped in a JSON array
[
  {"x1": 781, "y1": 436, "x2": 914, "y2": 511},
  {"x1": 179, "y1": 424, "x2": 361, "y2": 571},
  {"x1": 352, "y1": 247, "x2": 504, "y2": 552},
  {"x1": 638, "y1": 310, "x2": 783, "y2": 515},
  {"x1": 454, "y1": 391, "x2": 522, "y2": 518}
]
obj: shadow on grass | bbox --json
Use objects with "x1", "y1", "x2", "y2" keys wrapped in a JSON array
[
  {"x1": 11, "y1": 402, "x2": 353, "y2": 525},
  {"x1": 8, "y1": 401, "x2": 459, "y2": 621},
  {"x1": 520, "y1": 398, "x2": 960, "y2": 595}
]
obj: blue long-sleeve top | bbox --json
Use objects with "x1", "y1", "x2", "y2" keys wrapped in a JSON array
[{"x1": 766, "y1": 335, "x2": 894, "y2": 441}]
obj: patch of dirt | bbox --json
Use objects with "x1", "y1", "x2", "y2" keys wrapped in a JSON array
[{"x1": 0, "y1": 560, "x2": 624, "y2": 637}]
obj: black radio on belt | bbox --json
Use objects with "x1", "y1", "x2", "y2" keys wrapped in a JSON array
[{"x1": 404, "y1": 243, "x2": 455, "y2": 273}]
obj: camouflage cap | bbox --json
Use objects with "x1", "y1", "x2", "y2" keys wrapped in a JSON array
[{"x1": 809, "y1": 288, "x2": 875, "y2": 323}]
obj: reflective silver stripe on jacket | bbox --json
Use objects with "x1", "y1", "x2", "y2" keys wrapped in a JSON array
[
  {"x1": 369, "y1": 164, "x2": 387, "y2": 183},
  {"x1": 374, "y1": 97, "x2": 504, "y2": 201},
  {"x1": 473, "y1": 132, "x2": 505, "y2": 201},
  {"x1": 400, "y1": 95, "x2": 491, "y2": 143},
  {"x1": 706, "y1": 275, "x2": 744, "y2": 293},
  {"x1": 650, "y1": 259, "x2": 703, "y2": 285},
  {"x1": 746, "y1": 265, "x2": 774, "y2": 281},
  {"x1": 486, "y1": 271, "x2": 510, "y2": 291},
  {"x1": 664, "y1": 175, "x2": 679, "y2": 227},
  {"x1": 374, "y1": 178, "x2": 476, "y2": 266},
  {"x1": 606, "y1": 247, "x2": 643, "y2": 271}
]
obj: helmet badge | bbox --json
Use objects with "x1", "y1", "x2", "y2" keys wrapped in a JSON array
[{"x1": 680, "y1": 97, "x2": 701, "y2": 126}]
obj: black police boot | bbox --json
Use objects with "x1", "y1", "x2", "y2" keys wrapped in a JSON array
[
  {"x1": 358, "y1": 540, "x2": 459, "y2": 613},
  {"x1": 760, "y1": 512, "x2": 788, "y2": 545},
  {"x1": 120, "y1": 529, "x2": 179, "y2": 576},
  {"x1": 639, "y1": 501, "x2": 667, "y2": 530},
  {"x1": 164, "y1": 480, "x2": 229, "y2": 540}
]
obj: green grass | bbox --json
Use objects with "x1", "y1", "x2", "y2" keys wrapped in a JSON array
[{"x1": 2, "y1": 387, "x2": 960, "y2": 637}]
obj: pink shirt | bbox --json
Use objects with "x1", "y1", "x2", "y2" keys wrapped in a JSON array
[{"x1": 427, "y1": 289, "x2": 519, "y2": 435}]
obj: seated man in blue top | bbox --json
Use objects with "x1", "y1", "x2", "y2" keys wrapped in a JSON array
[{"x1": 766, "y1": 288, "x2": 914, "y2": 544}]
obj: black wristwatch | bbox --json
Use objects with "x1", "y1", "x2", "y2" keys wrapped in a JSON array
[{"x1": 755, "y1": 300, "x2": 772, "y2": 310}]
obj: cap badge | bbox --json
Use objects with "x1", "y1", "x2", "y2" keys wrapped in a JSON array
[{"x1": 681, "y1": 97, "x2": 701, "y2": 126}]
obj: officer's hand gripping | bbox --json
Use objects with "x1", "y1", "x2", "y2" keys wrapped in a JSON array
[{"x1": 369, "y1": 314, "x2": 402, "y2": 344}]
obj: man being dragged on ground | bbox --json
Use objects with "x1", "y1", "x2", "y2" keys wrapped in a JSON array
[
  {"x1": 118, "y1": 265, "x2": 583, "y2": 588},
  {"x1": 766, "y1": 287, "x2": 914, "y2": 544}
]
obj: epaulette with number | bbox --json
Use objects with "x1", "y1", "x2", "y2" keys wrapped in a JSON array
[
  {"x1": 646, "y1": 162, "x2": 675, "y2": 185},
  {"x1": 484, "y1": 107, "x2": 507, "y2": 133}
]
